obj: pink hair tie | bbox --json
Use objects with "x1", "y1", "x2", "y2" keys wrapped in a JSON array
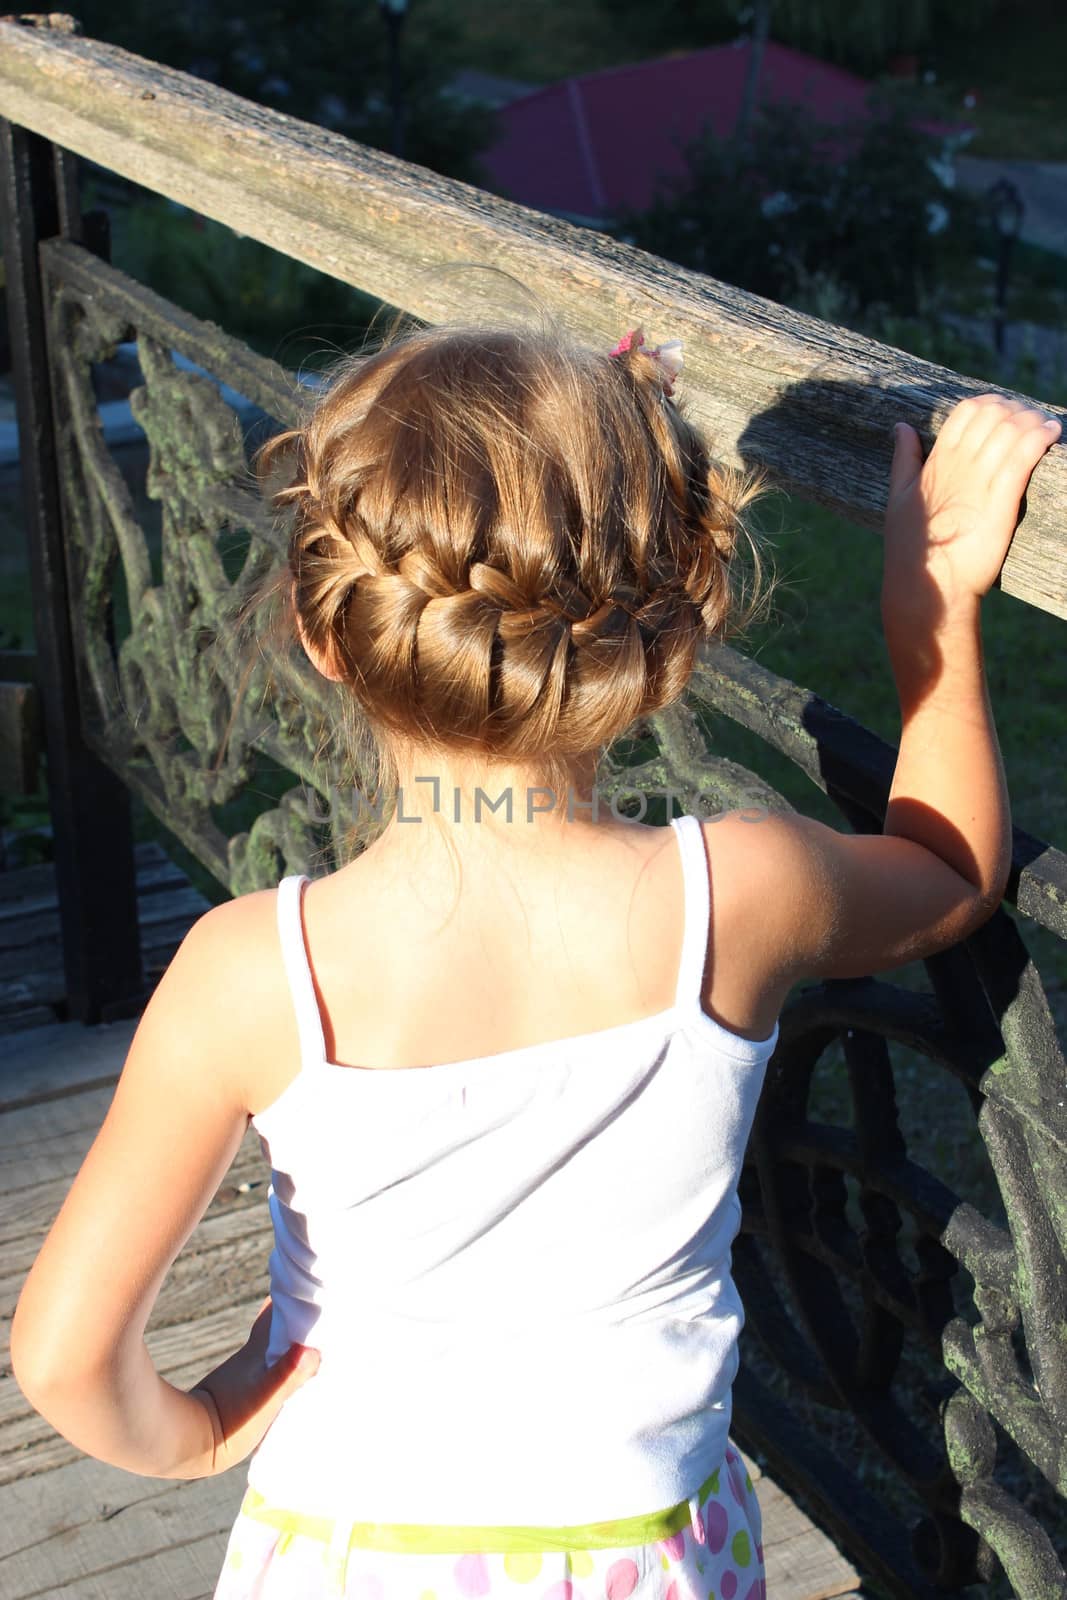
[{"x1": 608, "y1": 327, "x2": 684, "y2": 397}]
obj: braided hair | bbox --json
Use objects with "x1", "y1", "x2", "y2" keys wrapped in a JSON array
[{"x1": 256, "y1": 323, "x2": 765, "y2": 804}]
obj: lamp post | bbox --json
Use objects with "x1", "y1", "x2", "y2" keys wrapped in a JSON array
[
  {"x1": 379, "y1": 0, "x2": 409, "y2": 160},
  {"x1": 987, "y1": 177, "x2": 1024, "y2": 358}
]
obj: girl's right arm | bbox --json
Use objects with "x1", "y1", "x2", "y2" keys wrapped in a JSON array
[{"x1": 722, "y1": 395, "x2": 1060, "y2": 992}]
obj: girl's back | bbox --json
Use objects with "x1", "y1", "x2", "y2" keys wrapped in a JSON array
[
  {"x1": 11, "y1": 316, "x2": 1058, "y2": 1600},
  {"x1": 244, "y1": 809, "x2": 777, "y2": 1528},
  {"x1": 251, "y1": 804, "x2": 774, "y2": 1096}
]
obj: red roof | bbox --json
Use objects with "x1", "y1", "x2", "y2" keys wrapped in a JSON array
[{"x1": 482, "y1": 40, "x2": 951, "y2": 220}]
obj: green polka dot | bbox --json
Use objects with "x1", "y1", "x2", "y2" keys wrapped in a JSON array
[
  {"x1": 660, "y1": 1552, "x2": 671, "y2": 1570},
  {"x1": 504, "y1": 1553, "x2": 543, "y2": 1583},
  {"x1": 277, "y1": 1532, "x2": 294, "y2": 1556},
  {"x1": 745, "y1": 1473, "x2": 753, "y2": 1491},
  {"x1": 227, "y1": 1549, "x2": 244, "y2": 1570},
  {"x1": 420, "y1": 1590, "x2": 437, "y2": 1600},
  {"x1": 709, "y1": 1470, "x2": 720, "y2": 1494},
  {"x1": 695, "y1": 1560, "x2": 706, "y2": 1575},
  {"x1": 731, "y1": 1529, "x2": 752, "y2": 1567},
  {"x1": 567, "y1": 1552, "x2": 594, "y2": 1578}
]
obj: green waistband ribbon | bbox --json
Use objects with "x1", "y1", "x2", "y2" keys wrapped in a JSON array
[{"x1": 239, "y1": 1463, "x2": 721, "y2": 1554}]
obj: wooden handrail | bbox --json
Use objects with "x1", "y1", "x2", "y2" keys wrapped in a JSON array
[{"x1": 1, "y1": 12, "x2": 1065, "y2": 619}]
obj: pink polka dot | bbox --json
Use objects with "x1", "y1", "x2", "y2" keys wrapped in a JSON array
[
  {"x1": 661, "y1": 1530, "x2": 686, "y2": 1562},
  {"x1": 721, "y1": 1573, "x2": 738, "y2": 1600},
  {"x1": 727, "y1": 1460, "x2": 747, "y2": 1507},
  {"x1": 541, "y1": 1583, "x2": 573, "y2": 1600},
  {"x1": 350, "y1": 1577, "x2": 384, "y2": 1600},
  {"x1": 743, "y1": 1584, "x2": 762, "y2": 1600},
  {"x1": 665, "y1": 1583, "x2": 678, "y2": 1600},
  {"x1": 703, "y1": 1501, "x2": 728, "y2": 1555},
  {"x1": 606, "y1": 1558, "x2": 638, "y2": 1600},
  {"x1": 454, "y1": 1555, "x2": 490, "y2": 1597},
  {"x1": 755, "y1": 1543, "x2": 763, "y2": 1563}
]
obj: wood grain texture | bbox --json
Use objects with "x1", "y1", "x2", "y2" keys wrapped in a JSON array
[
  {"x1": 0, "y1": 1455, "x2": 245, "y2": 1598},
  {"x1": 735, "y1": 1447, "x2": 862, "y2": 1597},
  {"x1": 0, "y1": 841, "x2": 207, "y2": 1035},
  {"x1": 0, "y1": 16, "x2": 1063, "y2": 620}
]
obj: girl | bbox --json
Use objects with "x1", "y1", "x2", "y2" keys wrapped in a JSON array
[{"x1": 11, "y1": 321, "x2": 1060, "y2": 1600}]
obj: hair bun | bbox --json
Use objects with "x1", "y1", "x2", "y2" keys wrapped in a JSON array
[{"x1": 256, "y1": 324, "x2": 765, "y2": 801}]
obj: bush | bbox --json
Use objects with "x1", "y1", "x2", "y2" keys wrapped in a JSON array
[
  {"x1": 618, "y1": 99, "x2": 979, "y2": 317},
  {"x1": 598, "y1": 0, "x2": 1004, "y2": 76},
  {"x1": 86, "y1": 179, "x2": 385, "y2": 369},
  {"x1": 68, "y1": 1, "x2": 497, "y2": 187}
]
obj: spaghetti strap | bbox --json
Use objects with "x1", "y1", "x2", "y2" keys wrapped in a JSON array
[
  {"x1": 276, "y1": 875, "x2": 328, "y2": 1070},
  {"x1": 669, "y1": 814, "x2": 711, "y2": 1012}
]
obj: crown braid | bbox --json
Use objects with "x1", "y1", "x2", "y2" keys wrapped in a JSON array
[{"x1": 258, "y1": 325, "x2": 765, "y2": 782}]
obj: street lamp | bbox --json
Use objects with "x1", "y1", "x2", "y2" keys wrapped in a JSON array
[
  {"x1": 986, "y1": 177, "x2": 1024, "y2": 358},
  {"x1": 379, "y1": 0, "x2": 409, "y2": 160}
]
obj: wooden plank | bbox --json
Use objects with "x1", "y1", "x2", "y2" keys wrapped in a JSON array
[
  {"x1": 0, "y1": 1297, "x2": 269, "y2": 1483},
  {"x1": 0, "y1": 1141, "x2": 267, "y2": 1251},
  {"x1": 0, "y1": 1434, "x2": 861, "y2": 1598},
  {"x1": 0, "y1": 1084, "x2": 117, "y2": 1192},
  {"x1": 756, "y1": 1474, "x2": 863, "y2": 1598},
  {"x1": 734, "y1": 1447, "x2": 862, "y2": 1599},
  {"x1": 0, "y1": 842, "x2": 184, "y2": 923},
  {"x1": 0, "y1": 884, "x2": 208, "y2": 966},
  {"x1": 0, "y1": 841, "x2": 209, "y2": 1033},
  {"x1": 0, "y1": 19, "x2": 1062, "y2": 618},
  {"x1": 0, "y1": 1455, "x2": 244, "y2": 1599},
  {"x1": 0, "y1": 1153, "x2": 270, "y2": 1309},
  {"x1": 1, "y1": 1316, "x2": 862, "y2": 1598},
  {"x1": 0, "y1": 679, "x2": 40, "y2": 795},
  {"x1": 0, "y1": 1031, "x2": 273, "y2": 1481},
  {"x1": 0, "y1": 1018, "x2": 138, "y2": 1110},
  {"x1": 0, "y1": 1451, "x2": 862, "y2": 1600}
]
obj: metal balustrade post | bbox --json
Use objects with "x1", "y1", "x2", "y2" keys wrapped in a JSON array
[{"x1": 0, "y1": 118, "x2": 143, "y2": 1023}]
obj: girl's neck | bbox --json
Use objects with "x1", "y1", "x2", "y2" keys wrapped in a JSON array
[{"x1": 365, "y1": 750, "x2": 631, "y2": 860}]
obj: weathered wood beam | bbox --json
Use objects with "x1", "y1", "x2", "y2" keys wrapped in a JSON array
[
  {"x1": 0, "y1": 14, "x2": 1064, "y2": 618},
  {"x1": 0, "y1": 652, "x2": 40, "y2": 796}
]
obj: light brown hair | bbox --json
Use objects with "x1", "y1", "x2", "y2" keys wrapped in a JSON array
[{"x1": 255, "y1": 319, "x2": 766, "y2": 815}]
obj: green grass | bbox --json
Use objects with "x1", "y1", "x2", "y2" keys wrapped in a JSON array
[
  {"x1": 929, "y1": 0, "x2": 1067, "y2": 161},
  {"x1": 739, "y1": 495, "x2": 1067, "y2": 849},
  {"x1": 415, "y1": 0, "x2": 618, "y2": 85}
]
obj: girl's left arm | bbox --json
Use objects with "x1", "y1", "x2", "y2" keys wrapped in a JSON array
[{"x1": 10, "y1": 891, "x2": 314, "y2": 1478}]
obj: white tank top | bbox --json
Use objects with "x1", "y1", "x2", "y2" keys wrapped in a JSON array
[{"x1": 246, "y1": 812, "x2": 778, "y2": 1527}]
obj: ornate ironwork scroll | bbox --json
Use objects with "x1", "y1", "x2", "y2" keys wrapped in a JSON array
[
  {"x1": 41, "y1": 237, "x2": 1067, "y2": 1599},
  {"x1": 41, "y1": 236, "x2": 361, "y2": 895},
  {"x1": 609, "y1": 658, "x2": 1067, "y2": 1599}
]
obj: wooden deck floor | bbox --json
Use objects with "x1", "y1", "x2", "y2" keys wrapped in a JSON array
[{"x1": 0, "y1": 865, "x2": 864, "y2": 1599}]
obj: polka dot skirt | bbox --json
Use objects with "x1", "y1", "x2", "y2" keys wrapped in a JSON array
[{"x1": 212, "y1": 1444, "x2": 765, "y2": 1600}]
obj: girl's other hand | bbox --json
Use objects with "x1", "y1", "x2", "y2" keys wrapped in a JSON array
[
  {"x1": 186, "y1": 1295, "x2": 320, "y2": 1476},
  {"x1": 883, "y1": 395, "x2": 1060, "y2": 631}
]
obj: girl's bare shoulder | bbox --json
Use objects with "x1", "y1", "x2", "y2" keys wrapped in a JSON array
[
  {"x1": 693, "y1": 808, "x2": 812, "y2": 1016},
  {"x1": 152, "y1": 888, "x2": 300, "y2": 1101}
]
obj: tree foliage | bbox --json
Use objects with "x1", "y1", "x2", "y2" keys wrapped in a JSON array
[
  {"x1": 69, "y1": 1, "x2": 496, "y2": 183},
  {"x1": 770, "y1": 0, "x2": 1002, "y2": 70},
  {"x1": 603, "y1": 0, "x2": 1005, "y2": 72},
  {"x1": 619, "y1": 100, "x2": 976, "y2": 315}
]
